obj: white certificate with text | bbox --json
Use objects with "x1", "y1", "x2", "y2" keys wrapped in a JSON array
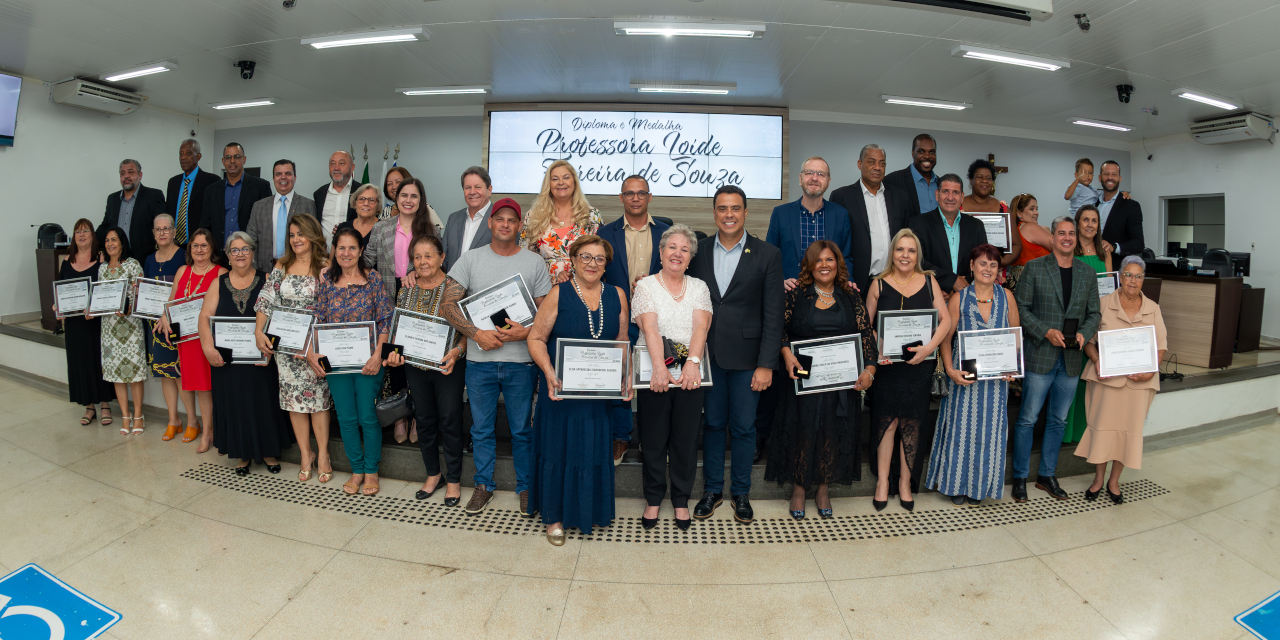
[
  {"x1": 267, "y1": 309, "x2": 315, "y2": 352},
  {"x1": 396, "y1": 315, "x2": 450, "y2": 363},
  {"x1": 462, "y1": 277, "x2": 536, "y2": 331},
  {"x1": 560, "y1": 346, "x2": 624, "y2": 392},
  {"x1": 797, "y1": 342, "x2": 862, "y2": 390},
  {"x1": 133, "y1": 279, "x2": 174, "y2": 320},
  {"x1": 1097, "y1": 325, "x2": 1159, "y2": 377},
  {"x1": 214, "y1": 321, "x2": 260, "y2": 359},
  {"x1": 315, "y1": 326, "x2": 372, "y2": 368},
  {"x1": 882, "y1": 315, "x2": 934, "y2": 358},
  {"x1": 962, "y1": 332, "x2": 1019, "y2": 376}
]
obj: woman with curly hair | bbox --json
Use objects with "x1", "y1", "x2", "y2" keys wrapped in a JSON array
[{"x1": 519, "y1": 160, "x2": 601, "y2": 283}]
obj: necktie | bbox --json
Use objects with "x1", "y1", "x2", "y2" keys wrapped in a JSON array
[
  {"x1": 275, "y1": 196, "x2": 288, "y2": 258},
  {"x1": 176, "y1": 177, "x2": 191, "y2": 245}
]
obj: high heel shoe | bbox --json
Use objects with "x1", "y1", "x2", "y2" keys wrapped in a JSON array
[
  {"x1": 131, "y1": 416, "x2": 145, "y2": 435},
  {"x1": 409, "y1": 420, "x2": 418, "y2": 444},
  {"x1": 80, "y1": 408, "x2": 96, "y2": 426},
  {"x1": 818, "y1": 508, "x2": 833, "y2": 519},
  {"x1": 790, "y1": 509, "x2": 805, "y2": 520},
  {"x1": 900, "y1": 498, "x2": 915, "y2": 512},
  {"x1": 266, "y1": 463, "x2": 281, "y2": 474},
  {"x1": 675, "y1": 517, "x2": 691, "y2": 531},
  {"x1": 317, "y1": 455, "x2": 333, "y2": 483},
  {"x1": 873, "y1": 499, "x2": 887, "y2": 512},
  {"x1": 162, "y1": 423, "x2": 181, "y2": 441},
  {"x1": 298, "y1": 455, "x2": 314, "y2": 482},
  {"x1": 394, "y1": 420, "x2": 407, "y2": 444},
  {"x1": 1106, "y1": 487, "x2": 1123, "y2": 504},
  {"x1": 120, "y1": 417, "x2": 132, "y2": 436},
  {"x1": 181, "y1": 423, "x2": 200, "y2": 443},
  {"x1": 1085, "y1": 486, "x2": 1102, "y2": 501},
  {"x1": 641, "y1": 516, "x2": 658, "y2": 530}
]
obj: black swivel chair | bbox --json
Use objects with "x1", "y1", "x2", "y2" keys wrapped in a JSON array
[
  {"x1": 1141, "y1": 247, "x2": 1156, "y2": 261},
  {"x1": 1201, "y1": 249, "x2": 1233, "y2": 277}
]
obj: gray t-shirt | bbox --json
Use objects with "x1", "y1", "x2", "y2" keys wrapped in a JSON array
[{"x1": 449, "y1": 245, "x2": 553, "y2": 363}]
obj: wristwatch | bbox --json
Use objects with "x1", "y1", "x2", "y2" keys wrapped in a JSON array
[{"x1": 687, "y1": 355, "x2": 701, "y2": 365}]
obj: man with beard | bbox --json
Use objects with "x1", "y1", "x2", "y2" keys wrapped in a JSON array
[
  {"x1": 1095, "y1": 161, "x2": 1145, "y2": 264},
  {"x1": 98, "y1": 159, "x2": 166, "y2": 258},
  {"x1": 883, "y1": 133, "x2": 940, "y2": 216}
]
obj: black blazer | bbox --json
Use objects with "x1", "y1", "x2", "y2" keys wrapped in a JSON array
[
  {"x1": 198, "y1": 174, "x2": 273, "y2": 252},
  {"x1": 165, "y1": 168, "x2": 221, "y2": 245},
  {"x1": 313, "y1": 181, "x2": 363, "y2": 227},
  {"x1": 829, "y1": 180, "x2": 913, "y2": 296},
  {"x1": 883, "y1": 166, "x2": 935, "y2": 218},
  {"x1": 686, "y1": 234, "x2": 784, "y2": 371},
  {"x1": 97, "y1": 185, "x2": 166, "y2": 259},
  {"x1": 1100, "y1": 196, "x2": 1145, "y2": 264},
  {"x1": 907, "y1": 209, "x2": 989, "y2": 292}
]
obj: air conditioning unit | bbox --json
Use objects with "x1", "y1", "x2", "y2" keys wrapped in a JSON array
[
  {"x1": 851, "y1": 0, "x2": 1053, "y2": 22},
  {"x1": 1190, "y1": 112, "x2": 1275, "y2": 145},
  {"x1": 51, "y1": 80, "x2": 144, "y2": 115}
]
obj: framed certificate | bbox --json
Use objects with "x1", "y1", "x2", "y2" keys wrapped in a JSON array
[
  {"x1": 211, "y1": 317, "x2": 269, "y2": 365},
  {"x1": 632, "y1": 345, "x2": 713, "y2": 390},
  {"x1": 131, "y1": 278, "x2": 174, "y2": 321},
  {"x1": 1096, "y1": 271, "x2": 1119, "y2": 297},
  {"x1": 266, "y1": 307, "x2": 316, "y2": 355},
  {"x1": 554, "y1": 338, "x2": 629, "y2": 400},
  {"x1": 86, "y1": 278, "x2": 129, "y2": 318},
  {"x1": 956, "y1": 326, "x2": 1024, "y2": 380},
  {"x1": 1097, "y1": 325, "x2": 1159, "y2": 378},
  {"x1": 53, "y1": 277, "x2": 91, "y2": 319},
  {"x1": 458, "y1": 273, "x2": 537, "y2": 331},
  {"x1": 876, "y1": 309, "x2": 938, "y2": 363},
  {"x1": 164, "y1": 294, "x2": 205, "y2": 343},
  {"x1": 791, "y1": 334, "x2": 865, "y2": 395},
  {"x1": 968, "y1": 212, "x2": 1012, "y2": 251},
  {"x1": 389, "y1": 308, "x2": 457, "y2": 371},
  {"x1": 312, "y1": 321, "x2": 376, "y2": 374}
]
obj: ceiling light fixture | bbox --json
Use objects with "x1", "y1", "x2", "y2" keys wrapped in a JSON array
[
  {"x1": 1068, "y1": 117, "x2": 1132, "y2": 132},
  {"x1": 614, "y1": 21, "x2": 765, "y2": 39},
  {"x1": 881, "y1": 95, "x2": 971, "y2": 110},
  {"x1": 630, "y1": 82, "x2": 736, "y2": 95},
  {"x1": 301, "y1": 27, "x2": 423, "y2": 49},
  {"x1": 210, "y1": 98, "x2": 276, "y2": 110},
  {"x1": 1172, "y1": 88, "x2": 1240, "y2": 111},
  {"x1": 951, "y1": 45, "x2": 1069, "y2": 71},
  {"x1": 102, "y1": 61, "x2": 176, "y2": 82},
  {"x1": 396, "y1": 85, "x2": 490, "y2": 95}
]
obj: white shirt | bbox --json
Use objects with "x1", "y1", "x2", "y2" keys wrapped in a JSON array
[
  {"x1": 862, "y1": 179, "x2": 891, "y2": 275},
  {"x1": 460, "y1": 200, "x2": 491, "y2": 254},
  {"x1": 631, "y1": 275, "x2": 714, "y2": 346},
  {"x1": 321, "y1": 181, "x2": 352, "y2": 245}
]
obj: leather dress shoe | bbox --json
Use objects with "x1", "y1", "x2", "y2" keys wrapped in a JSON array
[
  {"x1": 1035, "y1": 475, "x2": 1069, "y2": 500},
  {"x1": 1012, "y1": 478, "x2": 1028, "y2": 503},
  {"x1": 732, "y1": 494, "x2": 754, "y2": 524},
  {"x1": 693, "y1": 493, "x2": 722, "y2": 520},
  {"x1": 753, "y1": 438, "x2": 767, "y2": 463}
]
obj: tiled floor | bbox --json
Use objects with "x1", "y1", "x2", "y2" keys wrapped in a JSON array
[{"x1": 0, "y1": 382, "x2": 1277, "y2": 639}]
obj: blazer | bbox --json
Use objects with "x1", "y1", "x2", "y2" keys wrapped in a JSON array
[
  {"x1": 764, "y1": 198, "x2": 853, "y2": 281},
  {"x1": 313, "y1": 180, "x2": 362, "y2": 229},
  {"x1": 883, "y1": 165, "x2": 935, "y2": 218},
  {"x1": 686, "y1": 233, "x2": 784, "y2": 371},
  {"x1": 442, "y1": 207, "x2": 495, "y2": 273},
  {"x1": 1014, "y1": 254, "x2": 1103, "y2": 376},
  {"x1": 97, "y1": 185, "x2": 166, "y2": 260},
  {"x1": 597, "y1": 215, "x2": 669, "y2": 296},
  {"x1": 166, "y1": 168, "x2": 221, "y2": 244},
  {"x1": 907, "y1": 209, "x2": 989, "y2": 292},
  {"x1": 198, "y1": 174, "x2": 273, "y2": 252},
  {"x1": 1100, "y1": 195, "x2": 1145, "y2": 264},
  {"x1": 244, "y1": 193, "x2": 317, "y2": 273},
  {"x1": 362, "y1": 217, "x2": 413, "y2": 299},
  {"x1": 828, "y1": 181, "x2": 912, "y2": 295}
]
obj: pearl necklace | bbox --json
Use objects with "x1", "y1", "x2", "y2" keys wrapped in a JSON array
[
  {"x1": 572, "y1": 276, "x2": 605, "y2": 339},
  {"x1": 656, "y1": 271, "x2": 687, "y2": 301}
]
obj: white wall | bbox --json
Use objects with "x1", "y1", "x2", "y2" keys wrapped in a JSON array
[
  {"x1": 0, "y1": 78, "x2": 215, "y2": 317},
  {"x1": 1127, "y1": 133, "x2": 1279, "y2": 336}
]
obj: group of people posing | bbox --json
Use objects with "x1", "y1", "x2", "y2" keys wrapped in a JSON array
[{"x1": 59, "y1": 132, "x2": 1164, "y2": 546}]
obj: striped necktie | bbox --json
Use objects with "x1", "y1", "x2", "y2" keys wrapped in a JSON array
[{"x1": 176, "y1": 177, "x2": 191, "y2": 245}]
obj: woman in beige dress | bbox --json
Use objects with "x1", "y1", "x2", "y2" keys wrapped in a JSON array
[{"x1": 1077, "y1": 255, "x2": 1166, "y2": 504}]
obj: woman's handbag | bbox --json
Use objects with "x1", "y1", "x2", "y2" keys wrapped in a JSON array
[{"x1": 375, "y1": 388, "x2": 415, "y2": 427}]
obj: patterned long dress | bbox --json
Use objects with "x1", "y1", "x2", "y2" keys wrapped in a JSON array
[
  {"x1": 254, "y1": 268, "x2": 332, "y2": 413},
  {"x1": 99, "y1": 259, "x2": 147, "y2": 383},
  {"x1": 519, "y1": 207, "x2": 602, "y2": 281},
  {"x1": 925, "y1": 285, "x2": 1011, "y2": 500},
  {"x1": 143, "y1": 248, "x2": 185, "y2": 379}
]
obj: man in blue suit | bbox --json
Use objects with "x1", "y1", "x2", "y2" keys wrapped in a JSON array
[{"x1": 597, "y1": 175, "x2": 670, "y2": 466}]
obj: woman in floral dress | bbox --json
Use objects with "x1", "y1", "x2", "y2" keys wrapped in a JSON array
[
  {"x1": 99, "y1": 228, "x2": 147, "y2": 435},
  {"x1": 519, "y1": 159, "x2": 601, "y2": 283}
]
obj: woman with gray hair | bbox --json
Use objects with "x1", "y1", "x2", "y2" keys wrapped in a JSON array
[
  {"x1": 336, "y1": 183, "x2": 381, "y2": 249},
  {"x1": 143, "y1": 213, "x2": 193, "y2": 441},
  {"x1": 197, "y1": 231, "x2": 289, "y2": 474},
  {"x1": 631, "y1": 223, "x2": 713, "y2": 531}
]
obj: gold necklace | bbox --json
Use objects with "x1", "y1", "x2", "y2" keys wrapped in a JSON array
[{"x1": 890, "y1": 271, "x2": 916, "y2": 286}]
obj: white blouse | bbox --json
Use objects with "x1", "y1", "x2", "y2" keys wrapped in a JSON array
[{"x1": 630, "y1": 274, "x2": 714, "y2": 346}]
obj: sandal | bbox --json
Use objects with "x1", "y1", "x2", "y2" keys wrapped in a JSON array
[
  {"x1": 80, "y1": 408, "x2": 97, "y2": 426},
  {"x1": 298, "y1": 453, "x2": 314, "y2": 482},
  {"x1": 343, "y1": 474, "x2": 363, "y2": 495},
  {"x1": 162, "y1": 424, "x2": 181, "y2": 441},
  {"x1": 318, "y1": 455, "x2": 333, "y2": 484},
  {"x1": 100, "y1": 407, "x2": 113, "y2": 426},
  {"x1": 130, "y1": 416, "x2": 145, "y2": 435},
  {"x1": 119, "y1": 417, "x2": 131, "y2": 436},
  {"x1": 181, "y1": 423, "x2": 201, "y2": 443},
  {"x1": 362, "y1": 474, "x2": 380, "y2": 496}
]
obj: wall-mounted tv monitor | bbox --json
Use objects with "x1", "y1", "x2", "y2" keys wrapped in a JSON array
[
  {"x1": 0, "y1": 72, "x2": 19, "y2": 147},
  {"x1": 487, "y1": 110, "x2": 783, "y2": 199}
]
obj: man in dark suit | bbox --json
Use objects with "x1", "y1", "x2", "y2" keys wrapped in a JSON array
[
  {"x1": 198, "y1": 142, "x2": 273, "y2": 253},
  {"x1": 98, "y1": 159, "x2": 165, "y2": 259},
  {"x1": 245, "y1": 160, "x2": 318, "y2": 273},
  {"x1": 687, "y1": 185, "x2": 783, "y2": 524},
  {"x1": 882, "y1": 133, "x2": 940, "y2": 216},
  {"x1": 830, "y1": 144, "x2": 913, "y2": 296},
  {"x1": 597, "y1": 174, "x2": 670, "y2": 464},
  {"x1": 907, "y1": 173, "x2": 989, "y2": 296},
  {"x1": 766, "y1": 156, "x2": 852, "y2": 283},
  {"x1": 312, "y1": 150, "x2": 361, "y2": 244},
  {"x1": 1096, "y1": 160, "x2": 1145, "y2": 264},
  {"x1": 442, "y1": 166, "x2": 495, "y2": 272},
  {"x1": 166, "y1": 139, "x2": 221, "y2": 248}
]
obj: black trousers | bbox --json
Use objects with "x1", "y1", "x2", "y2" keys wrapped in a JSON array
[
  {"x1": 405, "y1": 361, "x2": 467, "y2": 484},
  {"x1": 637, "y1": 387, "x2": 705, "y2": 508}
]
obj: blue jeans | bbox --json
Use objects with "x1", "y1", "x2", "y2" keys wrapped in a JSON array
[
  {"x1": 465, "y1": 360, "x2": 536, "y2": 492},
  {"x1": 702, "y1": 361, "x2": 760, "y2": 496},
  {"x1": 1011, "y1": 354, "x2": 1080, "y2": 479},
  {"x1": 329, "y1": 368, "x2": 385, "y2": 474}
]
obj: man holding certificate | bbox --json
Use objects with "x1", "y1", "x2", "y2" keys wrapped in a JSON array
[
  {"x1": 448, "y1": 199, "x2": 553, "y2": 517},
  {"x1": 1076, "y1": 256, "x2": 1166, "y2": 504},
  {"x1": 1011, "y1": 215, "x2": 1102, "y2": 502}
]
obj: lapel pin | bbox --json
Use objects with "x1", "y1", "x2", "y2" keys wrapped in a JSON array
[{"x1": 745, "y1": 248, "x2": 751, "y2": 253}]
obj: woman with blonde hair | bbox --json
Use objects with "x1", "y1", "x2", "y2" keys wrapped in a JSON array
[{"x1": 520, "y1": 160, "x2": 602, "y2": 283}]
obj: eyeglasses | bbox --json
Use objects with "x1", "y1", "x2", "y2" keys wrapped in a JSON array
[
  {"x1": 1120, "y1": 272, "x2": 1145, "y2": 280},
  {"x1": 153, "y1": 227, "x2": 173, "y2": 234},
  {"x1": 621, "y1": 191, "x2": 650, "y2": 199},
  {"x1": 356, "y1": 196, "x2": 380, "y2": 204},
  {"x1": 576, "y1": 254, "x2": 607, "y2": 266},
  {"x1": 800, "y1": 170, "x2": 830, "y2": 179},
  {"x1": 222, "y1": 154, "x2": 245, "y2": 162},
  {"x1": 227, "y1": 247, "x2": 253, "y2": 256},
  {"x1": 74, "y1": 229, "x2": 92, "y2": 236}
]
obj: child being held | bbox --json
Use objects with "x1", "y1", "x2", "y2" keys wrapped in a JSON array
[{"x1": 1064, "y1": 158, "x2": 1099, "y2": 216}]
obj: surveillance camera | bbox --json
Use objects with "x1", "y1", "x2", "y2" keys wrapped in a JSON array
[
  {"x1": 1074, "y1": 13, "x2": 1090, "y2": 32},
  {"x1": 1117, "y1": 84, "x2": 1134, "y2": 104},
  {"x1": 282, "y1": 0, "x2": 296, "y2": 9},
  {"x1": 235, "y1": 60, "x2": 256, "y2": 80}
]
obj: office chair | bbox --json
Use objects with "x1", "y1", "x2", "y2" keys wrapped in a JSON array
[
  {"x1": 1201, "y1": 249, "x2": 1233, "y2": 277},
  {"x1": 1141, "y1": 248, "x2": 1156, "y2": 261}
]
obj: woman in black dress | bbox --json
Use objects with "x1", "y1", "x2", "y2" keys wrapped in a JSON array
[
  {"x1": 57, "y1": 218, "x2": 114, "y2": 426},
  {"x1": 197, "y1": 232, "x2": 289, "y2": 474},
  {"x1": 766, "y1": 241, "x2": 879, "y2": 519},
  {"x1": 865, "y1": 229, "x2": 951, "y2": 511}
]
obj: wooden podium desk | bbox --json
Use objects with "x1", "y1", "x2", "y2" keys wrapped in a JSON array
[
  {"x1": 36, "y1": 247, "x2": 72, "y2": 332},
  {"x1": 1155, "y1": 274, "x2": 1242, "y2": 369}
]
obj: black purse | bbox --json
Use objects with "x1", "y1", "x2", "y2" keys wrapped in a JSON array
[{"x1": 375, "y1": 388, "x2": 415, "y2": 427}]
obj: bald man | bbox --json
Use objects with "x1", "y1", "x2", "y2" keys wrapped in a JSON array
[{"x1": 313, "y1": 150, "x2": 362, "y2": 245}]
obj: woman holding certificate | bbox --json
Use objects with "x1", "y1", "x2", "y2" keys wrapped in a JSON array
[
  {"x1": 865, "y1": 229, "x2": 950, "y2": 511},
  {"x1": 527, "y1": 235, "x2": 629, "y2": 545},
  {"x1": 255, "y1": 214, "x2": 334, "y2": 484},
  {"x1": 143, "y1": 214, "x2": 190, "y2": 440},
  {"x1": 926, "y1": 244, "x2": 1021, "y2": 505},
  {"x1": 765, "y1": 240, "x2": 878, "y2": 520},
  {"x1": 99, "y1": 228, "x2": 147, "y2": 435},
  {"x1": 1077, "y1": 256, "x2": 1166, "y2": 504},
  {"x1": 1063, "y1": 204, "x2": 1113, "y2": 444},
  {"x1": 58, "y1": 218, "x2": 114, "y2": 426},
  {"x1": 310, "y1": 227, "x2": 393, "y2": 496},
  {"x1": 520, "y1": 160, "x2": 602, "y2": 283}
]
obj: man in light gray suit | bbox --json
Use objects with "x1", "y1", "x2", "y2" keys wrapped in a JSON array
[
  {"x1": 442, "y1": 166, "x2": 495, "y2": 272},
  {"x1": 246, "y1": 159, "x2": 317, "y2": 272}
]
